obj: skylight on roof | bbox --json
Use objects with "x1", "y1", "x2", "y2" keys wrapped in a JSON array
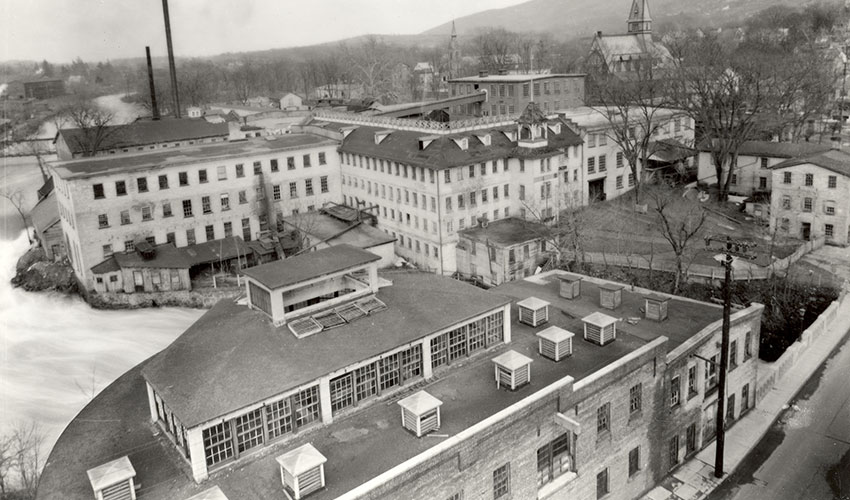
[
  {"x1": 313, "y1": 310, "x2": 346, "y2": 329},
  {"x1": 288, "y1": 317, "x2": 323, "y2": 337},
  {"x1": 356, "y1": 296, "x2": 387, "y2": 314},
  {"x1": 336, "y1": 302, "x2": 367, "y2": 322}
]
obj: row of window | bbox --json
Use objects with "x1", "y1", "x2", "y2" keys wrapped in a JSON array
[
  {"x1": 95, "y1": 178, "x2": 328, "y2": 230},
  {"x1": 201, "y1": 385, "x2": 322, "y2": 467},
  {"x1": 587, "y1": 153, "x2": 629, "y2": 174},
  {"x1": 101, "y1": 217, "x2": 257, "y2": 259},
  {"x1": 779, "y1": 195, "x2": 837, "y2": 215},
  {"x1": 430, "y1": 312, "x2": 504, "y2": 369},
  {"x1": 778, "y1": 219, "x2": 842, "y2": 240},
  {"x1": 781, "y1": 172, "x2": 838, "y2": 188},
  {"x1": 90, "y1": 153, "x2": 328, "y2": 200}
]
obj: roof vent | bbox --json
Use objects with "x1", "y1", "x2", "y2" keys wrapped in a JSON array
[
  {"x1": 398, "y1": 390, "x2": 443, "y2": 437},
  {"x1": 599, "y1": 283, "x2": 623, "y2": 310},
  {"x1": 492, "y1": 350, "x2": 533, "y2": 390},
  {"x1": 644, "y1": 293, "x2": 671, "y2": 321},
  {"x1": 582, "y1": 311, "x2": 617, "y2": 346},
  {"x1": 87, "y1": 456, "x2": 136, "y2": 500},
  {"x1": 276, "y1": 443, "x2": 327, "y2": 500},
  {"x1": 557, "y1": 274, "x2": 582, "y2": 299},
  {"x1": 498, "y1": 68, "x2": 509, "y2": 75},
  {"x1": 479, "y1": 70, "x2": 489, "y2": 77},
  {"x1": 536, "y1": 326, "x2": 575, "y2": 361},
  {"x1": 517, "y1": 297, "x2": 550, "y2": 327}
]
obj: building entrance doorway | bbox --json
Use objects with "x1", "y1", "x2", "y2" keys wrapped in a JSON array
[
  {"x1": 588, "y1": 179, "x2": 606, "y2": 202},
  {"x1": 801, "y1": 222, "x2": 811, "y2": 241}
]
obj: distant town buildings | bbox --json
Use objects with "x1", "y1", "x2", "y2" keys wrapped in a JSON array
[
  {"x1": 448, "y1": 72, "x2": 586, "y2": 117},
  {"x1": 586, "y1": 0, "x2": 672, "y2": 77},
  {"x1": 3, "y1": 77, "x2": 66, "y2": 100}
]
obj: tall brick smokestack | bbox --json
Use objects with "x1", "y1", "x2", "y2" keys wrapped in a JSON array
[
  {"x1": 162, "y1": 0, "x2": 181, "y2": 118},
  {"x1": 145, "y1": 46, "x2": 160, "y2": 120}
]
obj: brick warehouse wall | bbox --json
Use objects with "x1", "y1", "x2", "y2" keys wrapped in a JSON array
[{"x1": 338, "y1": 338, "x2": 668, "y2": 500}]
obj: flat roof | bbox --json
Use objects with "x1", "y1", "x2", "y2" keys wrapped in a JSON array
[
  {"x1": 41, "y1": 271, "x2": 725, "y2": 500},
  {"x1": 241, "y1": 244, "x2": 381, "y2": 290},
  {"x1": 142, "y1": 270, "x2": 511, "y2": 427},
  {"x1": 458, "y1": 217, "x2": 549, "y2": 247},
  {"x1": 51, "y1": 134, "x2": 335, "y2": 179}
]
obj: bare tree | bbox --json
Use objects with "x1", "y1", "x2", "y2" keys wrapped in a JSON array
[
  {"x1": 667, "y1": 32, "x2": 770, "y2": 201},
  {"x1": 586, "y1": 65, "x2": 671, "y2": 204},
  {"x1": 648, "y1": 184, "x2": 707, "y2": 294},
  {"x1": 1, "y1": 189, "x2": 32, "y2": 244},
  {"x1": 472, "y1": 28, "x2": 516, "y2": 72},
  {"x1": 10, "y1": 422, "x2": 45, "y2": 499},
  {"x1": 344, "y1": 36, "x2": 396, "y2": 102},
  {"x1": 59, "y1": 99, "x2": 123, "y2": 157}
]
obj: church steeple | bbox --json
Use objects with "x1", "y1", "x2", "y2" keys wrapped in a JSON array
[
  {"x1": 448, "y1": 20, "x2": 461, "y2": 78},
  {"x1": 627, "y1": 0, "x2": 652, "y2": 35}
]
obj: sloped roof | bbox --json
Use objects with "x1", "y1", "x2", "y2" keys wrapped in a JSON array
[
  {"x1": 90, "y1": 244, "x2": 192, "y2": 274},
  {"x1": 697, "y1": 140, "x2": 831, "y2": 159},
  {"x1": 141, "y1": 271, "x2": 511, "y2": 427},
  {"x1": 242, "y1": 244, "x2": 380, "y2": 290},
  {"x1": 593, "y1": 34, "x2": 671, "y2": 67},
  {"x1": 337, "y1": 119, "x2": 582, "y2": 170},
  {"x1": 516, "y1": 102, "x2": 548, "y2": 125},
  {"x1": 769, "y1": 149, "x2": 850, "y2": 177},
  {"x1": 182, "y1": 236, "x2": 252, "y2": 266},
  {"x1": 36, "y1": 177, "x2": 54, "y2": 200},
  {"x1": 56, "y1": 118, "x2": 228, "y2": 155},
  {"x1": 284, "y1": 213, "x2": 395, "y2": 250}
]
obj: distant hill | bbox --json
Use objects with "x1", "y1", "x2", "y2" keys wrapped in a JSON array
[{"x1": 423, "y1": 0, "x2": 838, "y2": 38}]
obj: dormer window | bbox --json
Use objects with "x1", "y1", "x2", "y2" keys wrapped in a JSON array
[
  {"x1": 477, "y1": 133, "x2": 491, "y2": 146},
  {"x1": 374, "y1": 130, "x2": 393, "y2": 144},
  {"x1": 453, "y1": 137, "x2": 469, "y2": 150},
  {"x1": 418, "y1": 135, "x2": 438, "y2": 150}
]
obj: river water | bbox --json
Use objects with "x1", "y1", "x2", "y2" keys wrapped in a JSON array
[{"x1": 0, "y1": 232, "x2": 204, "y2": 455}]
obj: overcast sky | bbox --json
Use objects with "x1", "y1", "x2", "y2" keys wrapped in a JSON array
[{"x1": 1, "y1": 0, "x2": 528, "y2": 63}]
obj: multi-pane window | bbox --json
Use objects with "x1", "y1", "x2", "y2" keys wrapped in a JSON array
[
  {"x1": 266, "y1": 398, "x2": 293, "y2": 439},
  {"x1": 828, "y1": 175, "x2": 837, "y2": 188},
  {"x1": 179, "y1": 172, "x2": 188, "y2": 186},
  {"x1": 137, "y1": 177, "x2": 148, "y2": 193},
  {"x1": 289, "y1": 182, "x2": 297, "y2": 198},
  {"x1": 355, "y1": 364, "x2": 378, "y2": 401},
  {"x1": 238, "y1": 190, "x2": 247, "y2": 204},
  {"x1": 759, "y1": 176, "x2": 767, "y2": 189},
  {"x1": 493, "y1": 463, "x2": 510, "y2": 499},
  {"x1": 628, "y1": 447, "x2": 640, "y2": 476},
  {"x1": 182, "y1": 199, "x2": 193, "y2": 218},
  {"x1": 805, "y1": 173, "x2": 813, "y2": 186},
  {"x1": 669, "y1": 435, "x2": 679, "y2": 468},
  {"x1": 826, "y1": 224, "x2": 835, "y2": 239},
  {"x1": 287, "y1": 157, "x2": 295, "y2": 170},
  {"x1": 305, "y1": 179, "x2": 314, "y2": 196},
  {"x1": 630, "y1": 383, "x2": 642, "y2": 415},
  {"x1": 318, "y1": 152, "x2": 326, "y2": 165},
  {"x1": 242, "y1": 218, "x2": 251, "y2": 241},
  {"x1": 256, "y1": 187, "x2": 265, "y2": 201},
  {"x1": 217, "y1": 165, "x2": 227, "y2": 180},
  {"x1": 186, "y1": 228, "x2": 196, "y2": 245},
  {"x1": 273, "y1": 185, "x2": 281, "y2": 201},
  {"x1": 598, "y1": 155, "x2": 607, "y2": 172},
  {"x1": 596, "y1": 468, "x2": 609, "y2": 499},
  {"x1": 729, "y1": 340, "x2": 738, "y2": 370},
  {"x1": 688, "y1": 365, "x2": 698, "y2": 398},
  {"x1": 223, "y1": 222, "x2": 232, "y2": 238},
  {"x1": 616, "y1": 152, "x2": 624, "y2": 168},
  {"x1": 221, "y1": 193, "x2": 230, "y2": 210},
  {"x1": 202, "y1": 196, "x2": 212, "y2": 214},
  {"x1": 783, "y1": 172, "x2": 792, "y2": 184},
  {"x1": 671, "y1": 376, "x2": 681, "y2": 407},
  {"x1": 616, "y1": 175, "x2": 623, "y2": 189},
  {"x1": 159, "y1": 175, "x2": 169, "y2": 189},
  {"x1": 379, "y1": 353, "x2": 401, "y2": 391},
  {"x1": 235, "y1": 408, "x2": 264, "y2": 453},
  {"x1": 293, "y1": 385, "x2": 320, "y2": 427},
  {"x1": 163, "y1": 202, "x2": 172, "y2": 217},
  {"x1": 270, "y1": 159, "x2": 279, "y2": 172},
  {"x1": 537, "y1": 433, "x2": 574, "y2": 487},
  {"x1": 203, "y1": 421, "x2": 233, "y2": 467},
  {"x1": 320, "y1": 176, "x2": 329, "y2": 193},
  {"x1": 597, "y1": 402, "x2": 610, "y2": 434},
  {"x1": 236, "y1": 164, "x2": 244, "y2": 177},
  {"x1": 113, "y1": 180, "x2": 126, "y2": 196},
  {"x1": 120, "y1": 210, "x2": 130, "y2": 225},
  {"x1": 142, "y1": 206, "x2": 152, "y2": 221},
  {"x1": 686, "y1": 423, "x2": 697, "y2": 453},
  {"x1": 253, "y1": 161, "x2": 262, "y2": 175},
  {"x1": 303, "y1": 154, "x2": 312, "y2": 167},
  {"x1": 205, "y1": 225, "x2": 215, "y2": 241},
  {"x1": 330, "y1": 373, "x2": 354, "y2": 413},
  {"x1": 93, "y1": 184, "x2": 105, "y2": 199},
  {"x1": 803, "y1": 198, "x2": 813, "y2": 212},
  {"x1": 199, "y1": 169, "x2": 208, "y2": 183},
  {"x1": 124, "y1": 239, "x2": 134, "y2": 252},
  {"x1": 587, "y1": 156, "x2": 596, "y2": 174},
  {"x1": 705, "y1": 355, "x2": 718, "y2": 392},
  {"x1": 98, "y1": 214, "x2": 109, "y2": 228}
]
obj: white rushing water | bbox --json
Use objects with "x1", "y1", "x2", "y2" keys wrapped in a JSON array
[{"x1": 0, "y1": 232, "x2": 204, "y2": 455}]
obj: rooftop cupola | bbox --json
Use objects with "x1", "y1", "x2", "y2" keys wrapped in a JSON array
[{"x1": 516, "y1": 102, "x2": 549, "y2": 149}]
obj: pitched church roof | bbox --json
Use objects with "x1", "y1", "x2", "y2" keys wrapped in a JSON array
[{"x1": 627, "y1": 0, "x2": 652, "y2": 33}]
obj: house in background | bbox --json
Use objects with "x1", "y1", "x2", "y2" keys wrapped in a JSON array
[
  {"x1": 278, "y1": 93, "x2": 308, "y2": 111},
  {"x1": 90, "y1": 242, "x2": 191, "y2": 294},
  {"x1": 455, "y1": 217, "x2": 551, "y2": 286},
  {"x1": 769, "y1": 149, "x2": 850, "y2": 245}
]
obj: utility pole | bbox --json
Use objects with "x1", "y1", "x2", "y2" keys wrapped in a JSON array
[{"x1": 704, "y1": 234, "x2": 756, "y2": 478}]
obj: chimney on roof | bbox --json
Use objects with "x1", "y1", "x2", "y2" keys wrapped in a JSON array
[
  {"x1": 145, "y1": 47, "x2": 160, "y2": 121},
  {"x1": 479, "y1": 70, "x2": 489, "y2": 78},
  {"x1": 498, "y1": 68, "x2": 509, "y2": 76}
]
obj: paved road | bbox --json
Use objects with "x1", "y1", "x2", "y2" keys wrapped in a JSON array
[{"x1": 709, "y1": 329, "x2": 850, "y2": 500}]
